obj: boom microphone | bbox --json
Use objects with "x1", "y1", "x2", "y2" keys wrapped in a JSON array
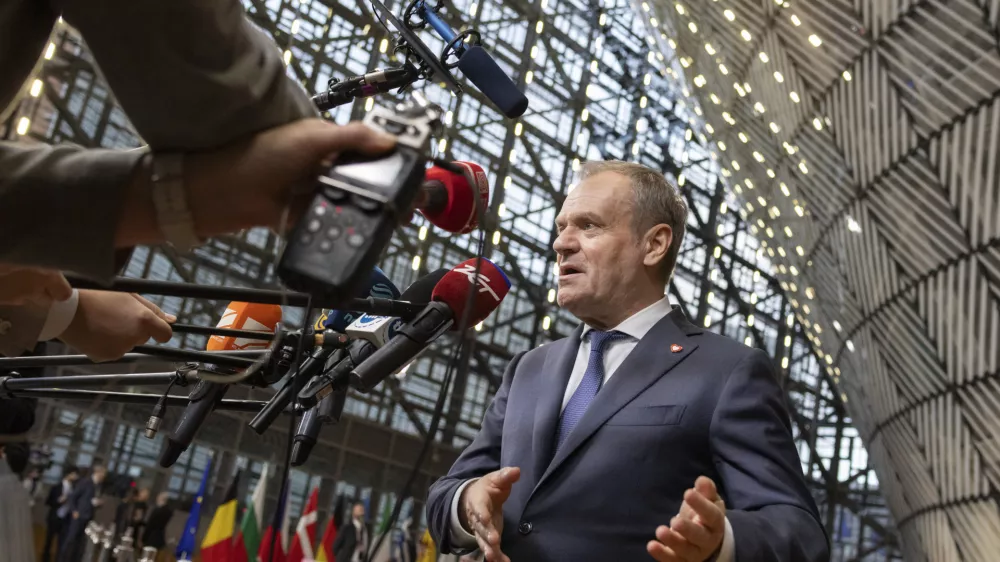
[
  {"x1": 409, "y1": 1, "x2": 529, "y2": 118},
  {"x1": 350, "y1": 258, "x2": 510, "y2": 392},
  {"x1": 416, "y1": 162, "x2": 489, "y2": 234},
  {"x1": 290, "y1": 270, "x2": 446, "y2": 465},
  {"x1": 158, "y1": 303, "x2": 281, "y2": 467}
]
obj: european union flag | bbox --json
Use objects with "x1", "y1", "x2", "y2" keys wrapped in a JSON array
[{"x1": 175, "y1": 459, "x2": 213, "y2": 561}]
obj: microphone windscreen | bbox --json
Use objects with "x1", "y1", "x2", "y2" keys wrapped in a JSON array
[
  {"x1": 420, "y1": 162, "x2": 489, "y2": 234},
  {"x1": 400, "y1": 269, "x2": 449, "y2": 302},
  {"x1": 207, "y1": 302, "x2": 282, "y2": 351},
  {"x1": 458, "y1": 46, "x2": 529, "y2": 118},
  {"x1": 315, "y1": 267, "x2": 400, "y2": 332},
  {"x1": 431, "y1": 258, "x2": 511, "y2": 326}
]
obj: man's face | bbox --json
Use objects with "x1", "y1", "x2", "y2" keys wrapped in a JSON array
[
  {"x1": 93, "y1": 467, "x2": 107, "y2": 484},
  {"x1": 137, "y1": 489, "x2": 150, "y2": 501},
  {"x1": 353, "y1": 504, "x2": 365, "y2": 520},
  {"x1": 553, "y1": 172, "x2": 646, "y2": 325},
  {"x1": 67, "y1": 472, "x2": 79, "y2": 483}
]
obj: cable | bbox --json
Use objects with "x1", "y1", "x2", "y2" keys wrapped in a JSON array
[{"x1": 369, "y1": 222, "x2": 488, "y2": 559}]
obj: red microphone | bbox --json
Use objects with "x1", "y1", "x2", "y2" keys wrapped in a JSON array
[
  {"x1": 349, "y1": 257, "x2": 510, "y2": 391},
  {"x1": 431, "y1": 257, "x2": 511, "y2": 326},
  {"x1": 416, "y1": 161, "x2": 490, "y2": 234}
]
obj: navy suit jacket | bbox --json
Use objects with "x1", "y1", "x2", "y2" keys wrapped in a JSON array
[
  {"x1": 427, "y1": 308, "x2": 829, "y2": 561},
  {"x1": 69, "y1": 478, "x2": 98, "y2": 522}
]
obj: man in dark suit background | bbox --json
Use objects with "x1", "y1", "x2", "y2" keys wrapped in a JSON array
[
  {"x1": 333, "y1": 502, "x2": 369, "y2": 562},
  {"x1": 59, "y1": 464, "x2": 107, "y2": 562},
  {"x1": 42, "y1": 465, "x2": 79, "y2": 562},
  {"x1": 426, "y1": 161, "x2": 829, "y2": 562}
]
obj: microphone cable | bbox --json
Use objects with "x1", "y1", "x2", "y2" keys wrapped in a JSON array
[{"x1": 368, "y1": 177, "x2": 490, "y2": 559}]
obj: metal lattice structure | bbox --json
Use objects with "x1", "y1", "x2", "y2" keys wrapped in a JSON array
[
  {"x1": 1, "y1": 0, "x2": 911, "y2": 558},
  {"x1": 648, "y1": 0, "x2": 1000, "y2": 560}
]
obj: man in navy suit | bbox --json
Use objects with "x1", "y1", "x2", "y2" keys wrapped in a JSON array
[
  {"x1": 426, "y1": 161, "x2": 829, "y2": 562},
  {"x1": 60, "y1": 464, "x2": 107, "y2": 562}
]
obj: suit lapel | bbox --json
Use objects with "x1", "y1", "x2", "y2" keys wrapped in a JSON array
[
  {"x1": 528, "y1": 325, "x2": 583, "y2": 490},
  {"x1": 534, "y1": 308, "x2": 702, "y2": 493}
]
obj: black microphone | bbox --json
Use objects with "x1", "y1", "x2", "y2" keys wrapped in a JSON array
[
  {"x1": 312, "y1": 67, "x2": 420, "y2": 110},
  {"x1": 457, "y1": 46, "x2": 529, "y2": 118},
  {"x1": 289, "y1": 383, "x2": 347, "y2": 466},
  {"x1": 158, "y1": 303, "x2": 282, "y2": 468},
  {"x1": 248, "y1": 346, "x2": 340, "y2": 435}
]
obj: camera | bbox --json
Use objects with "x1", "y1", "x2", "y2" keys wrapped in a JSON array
[{"x1": 278, "y1": 94, "x2": 443, "y2": 305}]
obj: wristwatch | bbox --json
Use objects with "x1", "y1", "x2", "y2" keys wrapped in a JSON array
[{"x1": 150, "y1": 153, "x2": 201, "y2": 252}]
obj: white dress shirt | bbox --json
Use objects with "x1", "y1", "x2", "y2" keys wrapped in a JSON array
[
  {"x1": 56, "y1": 479, "x2": 73, "y2": 519},
  {"x1": 449, "y1": 297, "x2": 735, "y2": 561}
]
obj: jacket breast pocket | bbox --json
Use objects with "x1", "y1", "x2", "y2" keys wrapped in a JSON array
[{"x1": 605, "y1": 404, "x2": 686, "y2": 426}]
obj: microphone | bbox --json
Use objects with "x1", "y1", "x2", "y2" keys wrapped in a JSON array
[
  {"x1": 410, "y1": 3, "x2": 529, "y2": 118},
  {"x1": 415, "y1": 162, "x2": 490, "y2": 234},
  {"x1": 312, "y1": 67, "x2": 420, "y2": 110},
  {"x1": 290, "y1": 270, "x2": 445, "y2": 465},
  {"x1": 350, "y1": 258, "x2": 509, "y2": 392},
  {"x1": 457, "y1": 46, "x2": 530, "y2": 118},
  {"x1": 253, "y1": 269, "x2": 401, "y2": 436},
  {"x1": 312, "y1": 267, "x2": 400, "y2": 333},
  {"x1": 158, "y1": 303, "x2": 281, "y2": 467},
  {"x1": 296, "y1": 269, "x2": 447, "y2": 409}
]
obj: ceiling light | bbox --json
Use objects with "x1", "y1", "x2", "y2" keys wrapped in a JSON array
[
  {"x1": 689, "y1": 22, "x2": 698, "y2": 33},
  {"x1": 843, "y1": 70, "x2": 852, "y2": 81},
  {"x1": 790, "y1": 14, "x2": 801, "y2": 26},
  {"x1": 706, "y1": 43, "x2": 717, "y2": 55},
  {"x1": 719, "y1": 64, "x2": 729, "y2": 74},
  {"x1": 731, "y1": 160, "x2": 741, "y2": 170},
  {"x1": 798, "y1": 160, "x2": 809, "y2": 174},
  {"x1": 796, "y1": 246, "x2": 804, "y2": 256},
  {"x1": 724, "y1": 9, "x2": 736, "y2": 21},
  {"x1": 769, "y1": 122, "x2": 781, "y2": 133},
  {"x1": 677, "y1": 3, "x2": 686, "y2": 15},
  {"x1": 710, "y1": 93, "x2": 721, "y2": 104},
  {"x1": 754, "y1": 102, "x2": 765, "y2": 113},
  {"x1": 753, "y1": 151, "x2": 765, "y2": 162},
  {"x1": 734, "y1": 83, "x2": 746, "y2": 96},
  {"x1": 813, "y1": 117, "x2": 823, "y2": 130},
  {"x1": 741, "y1": 29, "x2": 752, "y2": 41},
  {"x1": 706, "y1": 123, "x2": 715, "y2": 133},
  {"x1": 789, "y1": 91, "x2": 800, "y2": 103},
  {"x1": 781, "y1": 182, "x2": 790, "y2": 196},
  {"x1": 808, "y1": 34, "x2": 823, "y2": 47},
  {"x1": 718, "y1": 141, "x2": 727, "y2": 151},
  {"x1": 773, "y1": 71, "x2": 784, "y2": 83},
  {"x1": 759, "y1": 52, "x2": 769, "y2": 63},
  {"x1": 739, "y1": 132, "x2": 749, "y2": 143}
]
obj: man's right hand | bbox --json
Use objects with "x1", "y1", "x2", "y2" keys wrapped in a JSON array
[
  {"x1": 60, "y1": 290, "x2": 175, "y2": 362},
  {"x1": 459, "y1": 467, "x2": 520, "y2": 562}
]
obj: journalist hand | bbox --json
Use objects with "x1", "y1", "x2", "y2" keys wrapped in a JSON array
[
  {"x1": 60, "y1": 290, "x2": 176, "y2": 362},
  {"x1": 459, "y1": 467, "x2": 520, "y2": 562},
  {"x1": 0, "y1": 265, "x2": 73, "y2": 305},
  {"x1": 647, "y1": 476, "x2": 726, "y2": 562},
  {"x1": 117, "y1": 119, "x2": 398, "y2": 247}
]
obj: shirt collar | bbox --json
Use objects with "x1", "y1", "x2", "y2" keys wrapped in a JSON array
[{"x1": 581, "y1": 296, "x2": 673, "y2": 341}]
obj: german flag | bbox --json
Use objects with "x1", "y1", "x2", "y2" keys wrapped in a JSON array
[{"x1": 201, "y1": 470, "x2": 241, "y2": 562}]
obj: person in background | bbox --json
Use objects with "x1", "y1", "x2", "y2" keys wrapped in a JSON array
[
  {"x1": 60, "y1": 463, "x2": 108, "y2": 562},
  {"x1": 0, "y1": 442, "x2": 35, "y2": 562},
  {"x1": 128, "y1": 488, "x2": 151, "y2": 546},
  {"x1": 115, "y1": 487, "x2": 137, "y2": 537},
  {"x1": 43, "y1": 465, "x2": 80, "y2": 562},
  {"x1": 141, "y1": 492, "x2": 174, "y2": 562},
  {"x1": 333, "y1": 501, "x2": 369, "y2": 562}
]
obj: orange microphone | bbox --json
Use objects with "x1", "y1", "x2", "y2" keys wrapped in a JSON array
[{"x1": 158, "y1": 302, "x2": 282, "y2": 467}]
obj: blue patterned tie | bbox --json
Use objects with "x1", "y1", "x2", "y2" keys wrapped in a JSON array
[{"x1": 556, "y1": 329, "x2": 629, "y2": 451}]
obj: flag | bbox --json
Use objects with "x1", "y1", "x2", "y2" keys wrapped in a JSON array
[
  {"x1": 416, "y1": 529, "x2": 436, "y2": 562},
  {"x1": 200, "y1": 470, "x2": 241, "y2": 562},
  {"x1": 234, "y1": 464, "x2": 268, "y2": 562},
  {"x1": 259, "y1": 482, "x2": 290, "y2": 562},
  {"x1": 316, "y1": 495, "x2": 343, "y2": 562},
  {"x1": 175, "y1": 460, "x2": 213, "y2": 561},
  {"x1": 369, "y1": 497, "x2": 395, "y2": 562},
  {"x1": 286, "y1": 488, "x2": 319, "y2": 562}
]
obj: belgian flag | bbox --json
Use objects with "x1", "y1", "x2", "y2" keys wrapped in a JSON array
[{"x1": 201, "y1": 470, "x2": 241, "y2": 562}]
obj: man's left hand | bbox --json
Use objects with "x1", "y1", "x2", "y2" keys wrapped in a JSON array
[{"x1": 647, "y1": 476, "x2": 726, "y2": 562}]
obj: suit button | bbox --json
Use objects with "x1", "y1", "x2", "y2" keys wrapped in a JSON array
[{"x1": 518, "y1": 521, "x2": 532, "y2": 535}]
